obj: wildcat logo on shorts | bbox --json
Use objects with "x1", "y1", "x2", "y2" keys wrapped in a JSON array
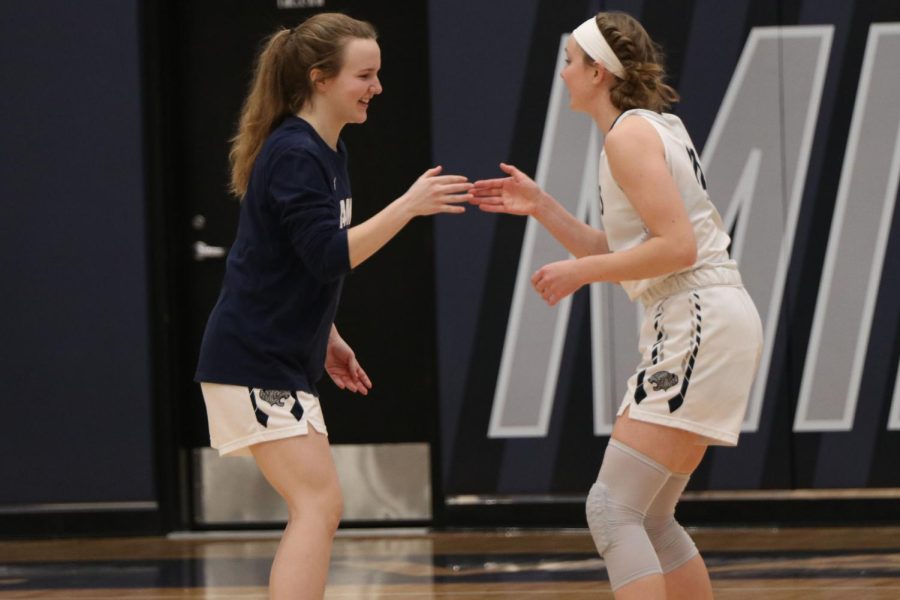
[
  {"x1": 648, "y1": 371, "x2": 679, "y2": 392},
  {"x1": 259, "y1": 390, "x2": 291, "y2": 407}
]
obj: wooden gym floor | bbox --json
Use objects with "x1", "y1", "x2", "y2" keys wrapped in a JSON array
[{"x1": 1, "y1": 526, "x2": 900, "y2": 598}]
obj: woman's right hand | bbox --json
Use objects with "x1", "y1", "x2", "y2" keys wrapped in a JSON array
[
  {"x1": 470, "y1": 163, "x2": 544, "y2": 216},
  {"x1": 401, "y1": 166, "x2": 472, "y2": 217}
]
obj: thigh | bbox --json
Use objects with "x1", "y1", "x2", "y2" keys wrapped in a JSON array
[
  {"x1": 250, "y1": 429, "x2": 341, "y2": 503},
  {"x1": 612, "y1": 407, "x2": 708, "y2": 474}
]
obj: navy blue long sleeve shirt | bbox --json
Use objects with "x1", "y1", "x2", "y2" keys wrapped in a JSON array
[{"x1": 195, "y1": 116, "x2": 353, "y2": 395}]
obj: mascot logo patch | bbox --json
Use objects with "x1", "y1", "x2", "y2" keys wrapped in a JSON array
[
  {"x1": 259, "y1": 390, "x2": 291, "y2": 407},
  {"x1": 648, "y1": 371, "x2": 679, "y2": 392}
]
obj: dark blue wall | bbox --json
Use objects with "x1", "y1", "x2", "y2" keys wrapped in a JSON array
[{"x1": 0, "y1": 1, "x2": 156, "y2": 504}]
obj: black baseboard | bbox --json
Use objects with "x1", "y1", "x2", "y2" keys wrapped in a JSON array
[
  {"x1": 5, "y1": 499, "x2": 899, "y2": 539},
  {"x1": 440, "y1": 498, "x2": 900, "y2": 529},
  {"x1": 0, "y1": 510, "x2": 162, "y2": 540},
  {"x1": 677, "y1": 497, "x2": 900, "y2": 527},
  {"x1": 187, "y1": 519, "x2": 433, "y2": 532}
]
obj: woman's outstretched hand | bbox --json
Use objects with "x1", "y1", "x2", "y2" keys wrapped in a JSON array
[
  {"x1": 402, "y1": 166, "x2": 472, "y2": 217},
  {"x1": 470, "y1": 163, "x2": 545, "y2": 216}
]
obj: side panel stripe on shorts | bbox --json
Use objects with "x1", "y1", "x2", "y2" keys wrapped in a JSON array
[
  {"x1": 635, "y1": 301, "x2": 667, "y2": 403},
  {"x1": 669, "y1": 292, "x2": 702, "y2": 413},
  {"x1": 290, "y1": 391, "x2": 304, "y2": 421},
  {"x1": 248, "y1": 388, "x2": 269, "y2": 427}
]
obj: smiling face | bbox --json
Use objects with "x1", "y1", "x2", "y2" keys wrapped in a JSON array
[
  {"x1": 560, "y1": 36, "x2": 599, "y2": 113},
  {"x1": 317, "y1": 37, "x2": 383, "y2": 126}
]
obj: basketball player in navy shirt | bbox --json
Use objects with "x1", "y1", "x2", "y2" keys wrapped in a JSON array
[{"x1": 195, "y1": 13, "x2": 471, "y2": 599}]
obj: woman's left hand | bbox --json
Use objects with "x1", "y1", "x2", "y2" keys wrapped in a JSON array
[
  {"x1": 326, "y1": 335, "x2": 372, "y2": 395},
  {"x1": 531, "y1": 259, "x2": 586, "y2": 306}
]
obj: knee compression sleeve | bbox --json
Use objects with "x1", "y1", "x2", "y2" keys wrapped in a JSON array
[
  {"x1": 585, "y1": 440, "x2": 670, "y2": 590},
  {"x1": 644, "y1": 473, "x2": 699, "y2": 572}
]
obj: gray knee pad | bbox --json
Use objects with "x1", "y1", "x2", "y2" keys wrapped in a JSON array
[
  {"x1": 585, "y1": 440, "x2": 670, "y2": 590},
  {"x1": 645, "y1": 473, "x2": 699, "y2": 572}
]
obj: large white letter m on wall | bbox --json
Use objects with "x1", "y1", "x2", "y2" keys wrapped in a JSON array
[{"x1": 488, "y1": 24, "x2": 900, "y2": 438}]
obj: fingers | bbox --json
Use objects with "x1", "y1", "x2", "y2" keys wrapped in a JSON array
[
  {"x1": 333, "y1": 370, "x2": 364, "y2": 394},
  {"x1": 474, "y1": 202, "x2": 510, "y2": 213},
  {"x1": 423, "y1": 168, "x2": 470, "y2": 185},
  {"x1": 438, "y1": 182, "x2": 475, "y2": 195},
  {"x1": 433, "y1": 182, "x2": 473, "y2": 213},
  {"x1": 344, "y1": 358, "x2": 372, "y2": 395},
  {"x1": 470, "y1": 188, "x2": 504, "y2": 201},
  {"x1": 331, "y1": 373, "x2": 349, "y2": 390},
  {"x1": 430, "y1": 175, "x2": 470, "y2": 185},
  {"x1": 472, "y1": 177, "x2": 511, "y2": 189},
  {"x1": 531, "y1": 268, "x2": 557, "y2": 305},
  {"x1": 355, "y1": 364, "x2": 373, "y2": 390},
  {"x1": 500, "y1": 162, "x2": 524, "y2": 178}
]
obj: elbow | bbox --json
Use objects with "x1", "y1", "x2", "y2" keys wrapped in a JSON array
[
  {"x1": 300, "y1": 230, "x2": 352, "y2": 283},
  {"x1": 311, "y1": 264, "x2": 348, "y2": 284},
  {"x1": 312, "y1": 250, "x2": 352, "y2": 283}
]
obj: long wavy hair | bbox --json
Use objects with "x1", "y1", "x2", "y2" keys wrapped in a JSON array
[
  {"x1": 587, "y1": 12, "x2": 679, "y2": 112},
  {"x1": 228, "y1": 13, "x2": 377, "y2": 198}
]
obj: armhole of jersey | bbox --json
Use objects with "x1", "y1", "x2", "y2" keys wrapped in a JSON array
[
  {"x1": 637, "y1": 114, "x2": 671, "y2": 170},
  {"x1": 619, "y1": 111, "x2": 672, "y2": 172}
]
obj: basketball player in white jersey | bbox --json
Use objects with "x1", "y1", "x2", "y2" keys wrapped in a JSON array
[{"x1": 471, "y1": 11, "x2": 763, "y2": 600}]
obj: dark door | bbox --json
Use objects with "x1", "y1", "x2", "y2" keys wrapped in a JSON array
[{"x1": 156, "y1": 0, "x2": 438, "y2": 527}]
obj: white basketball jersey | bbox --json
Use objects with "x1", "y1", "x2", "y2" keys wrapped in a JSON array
[{"x1": 598, "y1": 109, "x2": 737, "y2": 301}]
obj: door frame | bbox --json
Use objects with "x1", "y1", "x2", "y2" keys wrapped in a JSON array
[{"x1": 142, "y1": 0, "x2": 193, "y2": 533}]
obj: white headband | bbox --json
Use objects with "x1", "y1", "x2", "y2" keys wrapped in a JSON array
[{"x1": 571, "y1": 17, "x2": 625, "y2": 79}]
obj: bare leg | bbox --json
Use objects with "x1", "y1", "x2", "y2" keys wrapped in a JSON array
[
  {"x1": 608, "y1": 408, "x2": 712, "y2": 600},
  {"x1": 662, "y1": 554, "x2": 714, "y2": 600},
  {"x1": 251, "y1": 430, "x2": 342, "y2": 600},
  {"x1": 613, "y1": 573, "x2": 668, "y2": 599}
]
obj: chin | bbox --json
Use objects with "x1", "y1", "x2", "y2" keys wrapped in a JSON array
[{"x1": 353, "y1": 106, "x2": 369, "y2": 123}]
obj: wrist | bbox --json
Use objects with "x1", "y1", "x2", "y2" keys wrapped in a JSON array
[
  {"x1": 578, "y1": 255, "x2": 602, "y2": 285},
  {"x1": 532, "y1": 191, "x2": 552, "y2": 220},
  {"x1": 394, "y1": 193, "x2": 417, "y2": 223}
]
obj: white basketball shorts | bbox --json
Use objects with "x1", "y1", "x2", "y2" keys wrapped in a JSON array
[
  {"x1": 200, "y1": 382, "x2": 328, "y2": 456},
  {"x1": 618, "y1": 285, "x2": 763, "y2": 446}
]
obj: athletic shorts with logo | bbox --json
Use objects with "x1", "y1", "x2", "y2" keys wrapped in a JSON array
[
  {"x1": 200, "y1": 382, "x2": 328, "y2": 456},
  {"x1": 618, "y1": 284, "x2": 763, "y2": 446}
]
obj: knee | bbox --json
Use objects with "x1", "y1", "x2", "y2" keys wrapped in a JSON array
[
  {"x1": 585, "y1": 481, "x2": 620, "y2": 555},
  {"x1": 321, "y1": 484, "x2": 344, "y2": 532},
  {"x1": 644, "y1": 514, "x2": 697, "y2": 572},
  {"x1": 644, "y1": 513, "x2": 675, "y2": 540},
  {"x1": 287, "y1": 483, "x2": 343, "y2": 533}
]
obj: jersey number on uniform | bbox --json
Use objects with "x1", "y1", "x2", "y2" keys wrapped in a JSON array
[{"x1": 686, "y1": 145, "x2": 708, "y2": 191}]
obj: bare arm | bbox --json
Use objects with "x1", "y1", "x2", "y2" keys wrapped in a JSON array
[
  {"x1": 347, "y1": 166, "x2": 471, "y2": 268},
  {"x1": 532, "y1": 118, "x2": 697, "y2": 305},
  {"x1": 533, "y1": 190, "x2": 610, "y2": 257}
]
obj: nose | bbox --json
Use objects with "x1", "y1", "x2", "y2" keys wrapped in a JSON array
[{"x1": 372, "y1": 77, "x2": 383, "y2": 95}]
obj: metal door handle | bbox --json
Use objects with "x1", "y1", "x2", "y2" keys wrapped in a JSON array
[{"x1": 193, "y1": 241, "x2": 227, "y2": 261}]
